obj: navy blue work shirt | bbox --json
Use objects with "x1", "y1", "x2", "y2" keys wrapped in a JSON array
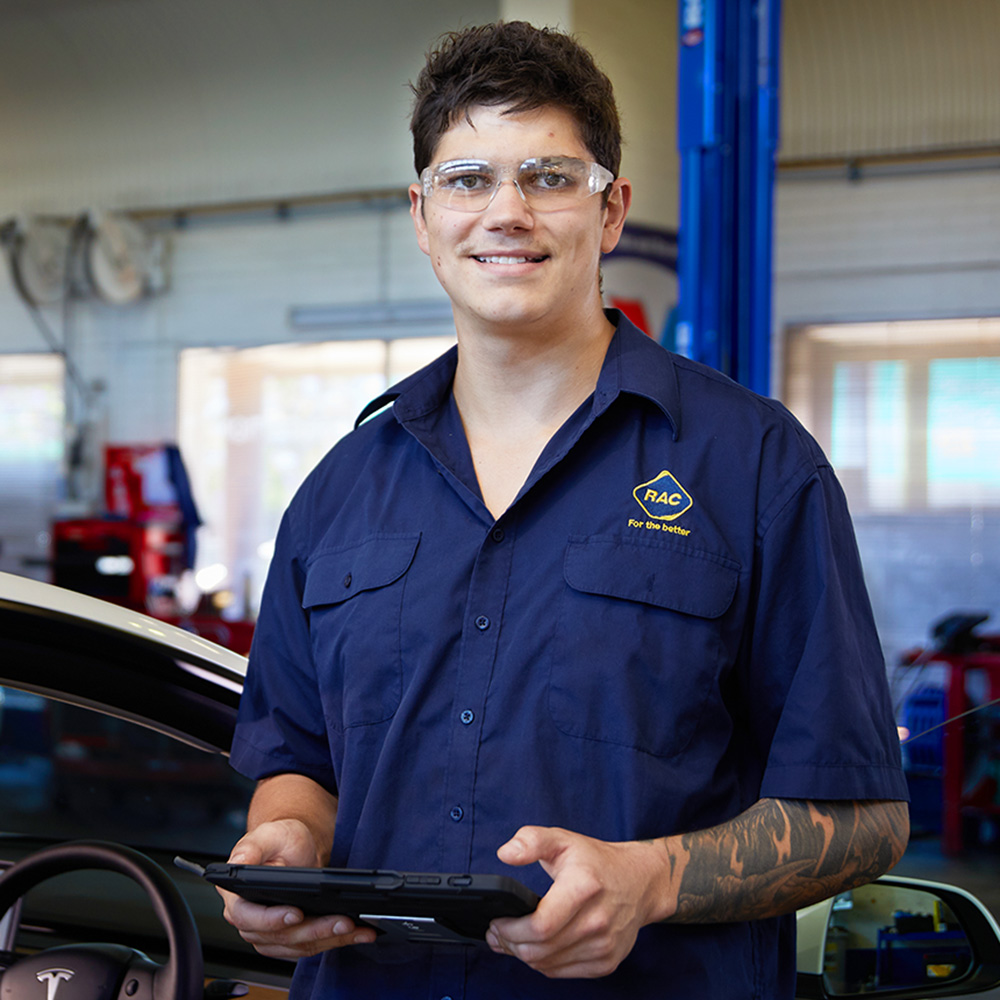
[{"x1": 231, "y1": 312, "x2": 907, "y2": 1000}]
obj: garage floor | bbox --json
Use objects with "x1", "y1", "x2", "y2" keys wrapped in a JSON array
[{"x1": 893, "y1": 833, "x2": 1000, "y2": 920}]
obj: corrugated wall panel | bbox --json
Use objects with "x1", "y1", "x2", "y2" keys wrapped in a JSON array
[
  {"x1": 0, "y1": 0, "x2": 497, "y2": 216},
  {"x1": 781, "y1": 0, "x2": 1000, "y2": 161}
]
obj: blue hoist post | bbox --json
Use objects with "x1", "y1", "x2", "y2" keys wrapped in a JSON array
[{"x1": 675, "y1": 0, "x2": 781, "y2": 396}]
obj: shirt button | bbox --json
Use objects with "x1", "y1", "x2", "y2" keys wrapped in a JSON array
[
  {"x1": 450, "y1": 806, "x2": 464, "y2": 822},
  {"x1": 460, "y1": 709, "x2": 475, "y2": 725},
  {"x1": 491, "y1": 527, "x2": 505, "y2": 542},
  {"x1": 343, "y1": 573, "x2": 352, "y2": 588},
  {"x1": 475, "y1": 615, "x2": 490, "y2": 630}
]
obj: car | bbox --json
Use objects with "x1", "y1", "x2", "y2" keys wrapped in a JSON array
[{"x1": 2, "y1": 569, "x2": 1000, "y2": 1000}]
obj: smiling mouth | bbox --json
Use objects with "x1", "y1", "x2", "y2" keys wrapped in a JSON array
[{"x1": 473, "y1": 254, "x2": 549, "y2": 264}]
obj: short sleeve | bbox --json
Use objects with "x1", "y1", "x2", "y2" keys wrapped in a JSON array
[
  {"x1": 230, "y1": 505, "x2": 338, "y2": 794},
  {"x1": 749, "y1": 464, "x2": 908, "y2": 802}
]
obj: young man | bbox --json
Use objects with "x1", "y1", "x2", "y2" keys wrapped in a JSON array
[{"x1": 222, "y1": 21, "x2": 908, "y2": 999}]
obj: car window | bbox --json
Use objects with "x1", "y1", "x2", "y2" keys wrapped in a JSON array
[
  {"x1": 0, "y1": 684, "x2": 290, "y2": 988},
  {"x1": 0, "y1": 684, "x2": 254, "y2": 856}
]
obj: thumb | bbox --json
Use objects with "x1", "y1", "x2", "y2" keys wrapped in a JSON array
[
  {"x1": 497, "y1": 825, "x2": 567, "y2": 869},
  {"x1": 228, "y1": 828, "x2": 275, "y2": 866},
  {"x1": 228, "y1": 843, "x2": 263, "y2": 865}
]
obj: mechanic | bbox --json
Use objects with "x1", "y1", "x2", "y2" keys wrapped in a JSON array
[{"x1": 221, "y1": 20, "x2": 910, "y2": 999}]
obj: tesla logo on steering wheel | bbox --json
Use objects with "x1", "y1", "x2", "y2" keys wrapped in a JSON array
[{"x1": 36, "y1": 969, "x2": 74, "y2": 1000}]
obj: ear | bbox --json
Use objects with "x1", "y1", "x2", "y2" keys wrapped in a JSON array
[
  {"x1": 409, "y1": 183, "x2": 431, "y2": 256},
  {"x1": 600, "y1": 177, "x2": 632, "y2": 254}
]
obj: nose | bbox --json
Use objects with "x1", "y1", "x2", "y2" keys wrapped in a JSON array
[{"x1": 481, "y1": 177, "x2": 534, "y2": 229}]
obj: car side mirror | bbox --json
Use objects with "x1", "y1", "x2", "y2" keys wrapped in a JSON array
[{"x1": 796, "y1": 877, "x2": 1000, "y2": 998}]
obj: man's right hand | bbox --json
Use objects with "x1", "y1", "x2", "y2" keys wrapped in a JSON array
[{"x1": 219, "y1": 817, "x2": 377, "y2": 959}]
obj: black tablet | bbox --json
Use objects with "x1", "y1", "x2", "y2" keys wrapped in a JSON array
[{"x1": 188, "y1": 860, "x2": 539, "y2": 946}]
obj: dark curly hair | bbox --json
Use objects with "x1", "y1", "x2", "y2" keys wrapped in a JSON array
[{"x1": 410, "y1": 21, "x2": 622, "y2": 178}]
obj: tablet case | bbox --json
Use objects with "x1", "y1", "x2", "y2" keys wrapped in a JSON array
[{"x1": 200, "y1": 862, "x2": 539, "y2": 946}]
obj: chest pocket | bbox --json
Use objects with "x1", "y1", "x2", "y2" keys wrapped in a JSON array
[
  {"x1": 302, "y1": 534, "x2": 420, "y2": 731},
  {"x1": 549, "y1": 535, "x2": 740, "y2": 758}
]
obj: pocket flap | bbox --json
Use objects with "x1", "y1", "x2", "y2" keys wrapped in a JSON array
[
  {"x1": 303, "y1": 534, "x2": 420, "y2": 608},
  {"x1": 564, "y1": 536, "x2": 738, "y2": 619}
]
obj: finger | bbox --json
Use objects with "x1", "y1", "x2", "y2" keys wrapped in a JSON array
[
  {"x1": 497, "y1": 825, "x2": 563, "y2": 867},
  {"x1": 227, "y1": 836, "x2": 263, "y2": 865},
  {"x1": 487, "y1": 914, "x2": 620, "y2": 980},
  {"x1": 492, "y1": 857, "x2": 601, "y2": 947},
  {"x1": 487, "y1": 904, "x2": 574, "y2": 964},
  {"x1": 221, "y1": 887, "x2": 303, "y2": 930},
  {"x1": 237, "y1": 913, "x2": 378, "y2": 960},
  {"x1": 229, "y1": 826, "x2": 300, "y2": 868},
  {"x1": 229, "y1": 815, "x2": 330, "y2": 869},
  {"x1": 228, "y1": 827, "x2": 274, "y2": 866},
  {"x1": 485, "y1": 923, "x2": 581, "y2": 977}
]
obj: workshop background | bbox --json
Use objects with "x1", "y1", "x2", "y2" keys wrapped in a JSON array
[{"x1": 0, "y1": 0, "x2": 998, "y2": 854}]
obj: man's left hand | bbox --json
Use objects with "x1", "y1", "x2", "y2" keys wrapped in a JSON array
[{"x1": 486, "y1": 826, "x2": 669, "y2": 979}]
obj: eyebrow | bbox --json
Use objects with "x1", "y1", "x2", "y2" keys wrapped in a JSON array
[
  {"x1": 435, "y1": 156, "x2": 579, "y2": 167},
  {"x1": 437, "y1": 159, "x2": 491, "y2": 169}
]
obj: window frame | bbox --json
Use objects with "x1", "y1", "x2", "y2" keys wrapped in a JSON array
[{"x1": 784, "y1": 320, "x2": 1000, "y2": 513}]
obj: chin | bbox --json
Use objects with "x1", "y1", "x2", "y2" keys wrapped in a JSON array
[
  {"x1": 476, "y1": 308, "x2": 553, "y2": 332},
  {"x1": 469, "y1": 294, "x2": 567, "y2": 329}
]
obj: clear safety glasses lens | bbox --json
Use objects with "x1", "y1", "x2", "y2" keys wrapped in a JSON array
[{"x1": 421, "y1": 158, "x2": 614, "y2": 213}]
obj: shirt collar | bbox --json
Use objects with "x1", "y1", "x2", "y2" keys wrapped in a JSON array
[
  {"x1": 353, "y1": 346, "x2": 458, "y2": 428},
  {"x1": 355, "y1": 310, "x2": 681, "y2": 439},
  {"x1": 593, "y1": 310, "x2": 681, "y2": 439}
]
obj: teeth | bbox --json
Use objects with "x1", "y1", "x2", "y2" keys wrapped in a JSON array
[{"x1": 476, "y1": 255, "x2": 542, "y2": 264}]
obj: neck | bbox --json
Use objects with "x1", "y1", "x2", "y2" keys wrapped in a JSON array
[
  {"x1": 452, "y1": 304, "x2": 615, "y2": 432},
  {"x1": 450, "y1": 306, "x2": 615, "y2": 519}
]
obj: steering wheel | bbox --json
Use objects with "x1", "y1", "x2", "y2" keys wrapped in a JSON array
[{"x1": 0, "y1": 841, "x2": 203, "y2": 1000}]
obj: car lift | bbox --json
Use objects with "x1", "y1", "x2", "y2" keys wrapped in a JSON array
[{"x1": 675, "y1": 0, "x2": 781, "y2": 396}]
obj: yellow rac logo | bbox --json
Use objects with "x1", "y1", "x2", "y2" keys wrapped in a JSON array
[{"x1": 633, "y1": 470, "x2": 693, "y2": 521}]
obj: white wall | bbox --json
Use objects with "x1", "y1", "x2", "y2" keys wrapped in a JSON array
[
  {"x1": 0, "y1": 0, "x2": 496, "y2": 215},
  {"x1": 575, "y1": 0, "x2": 678, "y2": 228},
  {"x1": 781, "y1": 0, "x2": 1000, "y2": 161},
  {"x1": 773, "y1": 165, "x2": 1000, "y2": 663},
  {"x1": 773, "y1": 167, "x2": 1000, "y2": 380}
]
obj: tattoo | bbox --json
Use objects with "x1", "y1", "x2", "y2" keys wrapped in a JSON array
[{"x1": 663, "y1": 799, "x2": 909, "y2": 923}]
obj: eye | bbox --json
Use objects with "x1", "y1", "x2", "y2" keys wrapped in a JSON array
[
  {"x1": 520, "y1": 161, "x2": 583, "y2": 194},
  {"x1": 437, "y1": 165, "x2": 494, "y2": 192},
  {"x1": 540, "y1": 172, "x2": 571, "y2": 189}
]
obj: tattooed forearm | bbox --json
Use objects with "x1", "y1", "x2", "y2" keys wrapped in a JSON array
[{"x1": 662, "y1": 799, "x2": 909, "y2": 924}]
